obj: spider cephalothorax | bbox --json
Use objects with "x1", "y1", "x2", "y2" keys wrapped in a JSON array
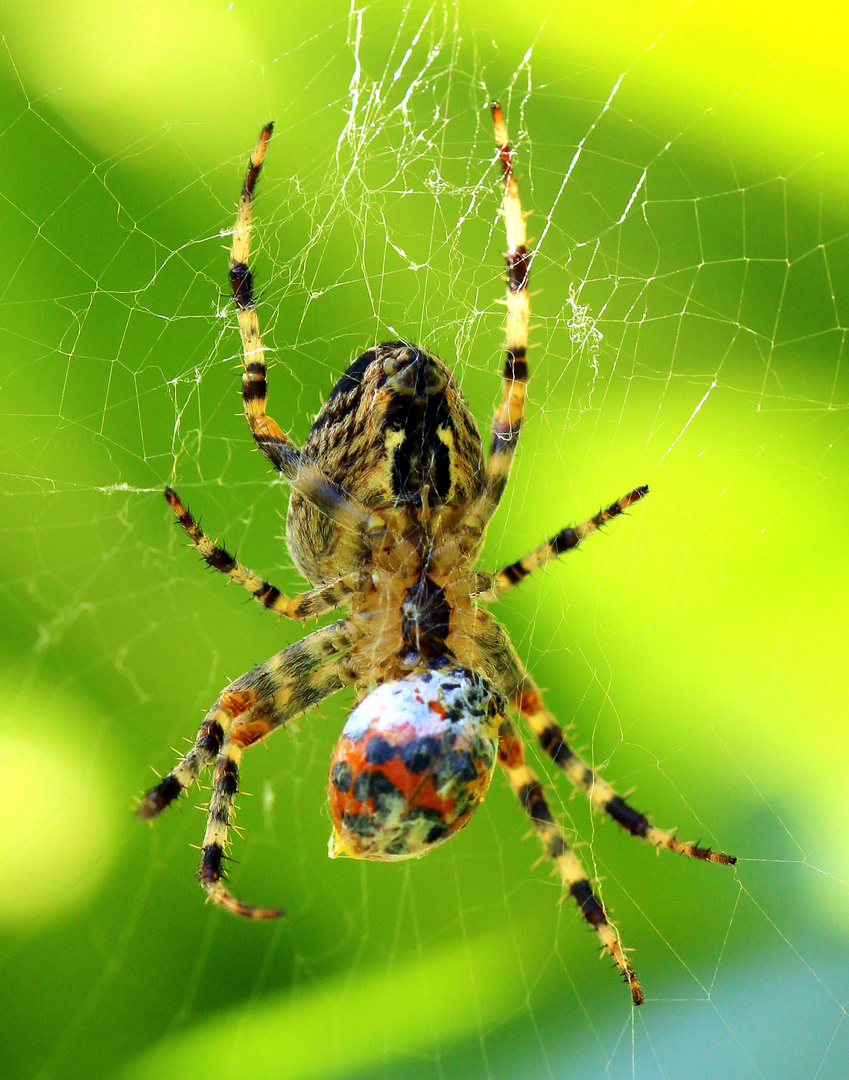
[{"x1": 138, "y1": 109, "x2": 735, "y2": 1005}]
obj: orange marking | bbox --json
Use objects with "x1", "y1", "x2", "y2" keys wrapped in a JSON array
[
  {"x1": 230, "y1": 716, "x2": 273, "y2": 747},
  {"x1": 332, "y1": 735, "x2": 367, "y2": 776},
  {"x1": 252, "y1": 416, "x2": 287, "y2": 441},
  {"x1": 515, "y1": 688, "x2": 543, "y2": 716},
  {"x1": 491, "y1": 103, "x2": 511, "y2": 173},
  {"x1": 428, "y1": 700, "x2": 447, "y2": 721},
  {"x1": 497, "y1": 735, "x2": 523, "y2": 770},
  {"x1": 220, "y1": 689, "x2": 257, "y2": 717},
  {"x1": 380, "y1": 759, "x2": 449, "y2": 812},
  {"x1": 164, "y1": 487, "x2": 185, "y2": 516}
]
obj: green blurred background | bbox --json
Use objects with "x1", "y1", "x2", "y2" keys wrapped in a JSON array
[{"x1": 1, "y1": 1, "x2": 847, "y2": 1077}]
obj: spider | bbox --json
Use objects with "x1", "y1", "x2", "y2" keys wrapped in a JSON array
[{"x1": 138, "y1": 106, "x2": 735, "y2": 1005}]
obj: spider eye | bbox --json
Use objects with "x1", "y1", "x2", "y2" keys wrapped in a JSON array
[{"x1": 328, "y1": 668, "x2": 502, "y2": 861}]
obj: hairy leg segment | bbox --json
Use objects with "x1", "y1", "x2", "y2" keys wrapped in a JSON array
[
  {"x1": 498, "y1": 715, "x2": 643, "y2": 1004},
  {"x1": 467, "y1": 103, "x2": 532, "y2": 533},
  {"x1": 164, "y1": 487, "x2": 370, "y2": 619},
  {"x1": 229, "y1": 124, "x2": 381, "y2": 537},
  {"x1": 138, "y1": 621, "x2": 359, "y2": 915}
]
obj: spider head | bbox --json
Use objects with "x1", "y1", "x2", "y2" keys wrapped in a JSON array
[{"x1": 327, "y1": 667, "x2": 503, "y2": 861}]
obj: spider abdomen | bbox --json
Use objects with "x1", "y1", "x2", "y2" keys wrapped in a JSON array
[{"x1": 327, "y1": 668, "x2": 502, "y2": 861}]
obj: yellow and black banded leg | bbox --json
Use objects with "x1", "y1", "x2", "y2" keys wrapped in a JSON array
[
  {"x1": 198, "y1": 656, "x2": 355, "y2": 918},
  {"x1": 164, "y1": 488, "x2": 370, "y2": 619},
  {"x1": 511, "y1": 677, "x2": 736, "y2": 867},
  {"x1": 498, "y1": 716, "x2": 642, "y2": 1004},
  {"x1": 136, "y1": 701, "x2": 233, "y2": 820},
  {"x1": 493, "y1": 486, "x2": 649, "y2": 595},
  {"x1": 230, "y1": 125, "x2": 382, "y2": 536},
  {"x1": 468, "y1": 102, "x2": 532, "y2": 531},
  {"x1": 137, "y1": 619, "x2": 357, "y2": 820}
]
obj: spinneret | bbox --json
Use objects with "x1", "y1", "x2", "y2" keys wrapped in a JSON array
[{"x1": 138, "y1": 108, "x2": 735, "y2": 1006}]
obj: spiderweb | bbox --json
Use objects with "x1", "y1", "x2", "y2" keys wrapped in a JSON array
[{"x1": 2, "y1": 2, "x2": 848, "y2": 1078}]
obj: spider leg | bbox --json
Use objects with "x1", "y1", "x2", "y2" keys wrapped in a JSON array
[
  {"x1": 498, "y1": 715, "x2": 642, "y2": 1004},
  {"x1": 199, "y1": 653, "x2": 356, "y2": 918},
  {"x1": 164, "y1": 487, "x2": 370, "y2": 619},
  {"x1": 512, "y1": 673, "x2": 736, "y2": 866},
  {"x1": 491, "y1": 486, "x2": 648, "y2": 595},
  {"x1": 230, "y1": 125, "x2": 381, "y2": 536},
  {"x1": 136, "y1": 619, "x2": 357, "y2": 819},
  {"x1": 469, "y1": 617, "x2": 736, "y2": 866},
  {"x1": 466, "y1": 103, "x2": 532, "y2": 532}
]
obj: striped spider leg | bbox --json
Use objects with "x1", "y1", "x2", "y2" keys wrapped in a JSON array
[
  {"x1": 491, "y1": 486, "x2": 650, "y2": 594},
  {"x1": 229, "y1": 123, "x2": 385, "y2": 538},
  {"x1": 163, "y1": 487, "x2": 372, "y2": 620},
  {"x1": 481, "y1": 499, "x2": 736, "y2": 866},
  {"x1": 508, "y1": 666, "x2": 737, "y2": 867},
  {"x1": 463, "y1": 103, "x2": 532, "y2": 536},
  {"x1": 497, "y1": 713, "x2": 642, "y2": 1003},
  {"x1": 138, "y1": 620, "x2": 359, "y2": 916},
  {"x1": 470, "y1": 610, "x2": 734, "y2": 1002},
  {"x1": 472, "y1": 487, "x2": 651, "y2": 600},
  {"x1": 448, "y1": 613, "x2": 642, "y2": 1000}
]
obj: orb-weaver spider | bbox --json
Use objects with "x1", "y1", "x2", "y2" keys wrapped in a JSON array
[{"x1": 138, "y1": 106, "x2": 735, "y2": 1005}]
